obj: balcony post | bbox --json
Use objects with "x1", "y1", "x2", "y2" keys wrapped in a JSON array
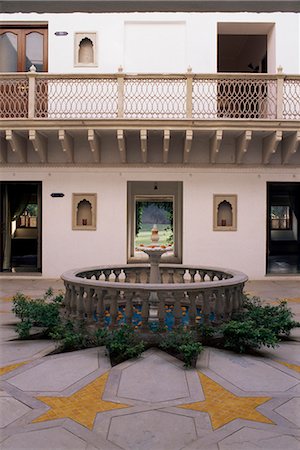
[
  {"x1": 117, "y1": 66, "x2": 125, "y2": 119},
  {"x1": 186, "y1": 66, "x2": 193, "y2": 119},
  {"x1": 276, "y1": 66, "x2": 284, "y2": 119},
  {"x1": 28, "y1": 65, "x2": 37, "y2": 119}
]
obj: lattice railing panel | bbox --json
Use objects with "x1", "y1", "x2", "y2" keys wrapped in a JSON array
[
  {"x1": 283, "y1": 79, "x2": 300, "y2": 119},
  {"x1": 0, "y1": 78, "x2": 29, "y2": 118},
  {"x1": 193, "y1": 78, "x2": 277, "y2": 119},
  {"x1": 124, "y1": 78, "x2": 186, "y2": 119},
  {"x1": 35, "y1": 77, "x2": 118, "y2": 119}
]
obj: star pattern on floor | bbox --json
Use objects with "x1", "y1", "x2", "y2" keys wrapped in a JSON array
[
  {"x1": 177, "y1": 372, "x2": 273, "y2": 429},
  {"x1": 33, "y1": 372, "x2": 129, "y2": 429},
  {"x1": 0, "y1": 361, "x2": 30, "y2": 376},
  {"x1": 276, "y1": 360, "x2": 300, "y2": 374}
]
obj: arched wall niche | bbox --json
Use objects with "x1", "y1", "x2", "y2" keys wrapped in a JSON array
[
  {"x1": 72, "y1": 193, "x2": 97, "y2": 230},
  {"x1": 78, "y1": 38, "x2": 94, "y2": 64},
  {"x1": 213, "y1": 194, "x2": 237, "y2": 231},
  {"x1": 74, "y1": 33, "x2": 97, "y2": 66}
]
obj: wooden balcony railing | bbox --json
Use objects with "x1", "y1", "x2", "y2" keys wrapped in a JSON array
[{"x1": 1, "y1": 70, "x2": 299, "y2": 120}]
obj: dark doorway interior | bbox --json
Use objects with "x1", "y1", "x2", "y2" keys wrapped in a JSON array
[
  {"x1": 267, "y1": 182, "x2": 300, "y2": 275},
  {"x1": 218, "y1": 34, "x2": 267, "y2": 73},
  {"x1": 0, "y1": 182, "x2": 42, "y2": 273}
]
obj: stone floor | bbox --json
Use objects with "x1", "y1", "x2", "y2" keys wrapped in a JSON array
[{"x1": 0, "y1": 278, "x2": 300, "y2": 450}]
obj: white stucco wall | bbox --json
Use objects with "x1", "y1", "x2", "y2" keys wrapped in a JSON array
[
  {"x1": 1, "y1": 11, "x2": 299, "y2": 74},
  {"x1": 1, "y1": 167, "x2": 299, "y2": 280}
]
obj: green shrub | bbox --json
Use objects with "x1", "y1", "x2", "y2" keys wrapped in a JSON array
[
  {"x1": 242, "y1": 297, "x2": 299, "y2": 336},
  {"x1": 179, "y1": 342, "x2": 203, "y2": 368},
  {"x1": 106, "y1": 325, "x2": 145, "y2": 362},
  {"x1": 12, "y1": 290, "x2": 62, "y2": 338},
  {"x1": 159, "y1": 326, "x2": 203, "y2": 366},
  {"x1": 221, "y1": 319, "x2": 278, "y2": 353},
  {"x1": 50, "y1": 322, "x2": 108, "y2": 351},
  {"x1": 159, "y1": 327, "x2": 197, "y2": 352},
  {"x1": 221, "y1": 296, "x2": 300, "y2": 353}
]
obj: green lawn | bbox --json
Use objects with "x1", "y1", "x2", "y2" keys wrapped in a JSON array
[{"x1": 135, "y1": 223, "x2": 173, "y2": 246}]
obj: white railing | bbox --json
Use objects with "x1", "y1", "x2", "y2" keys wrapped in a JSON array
[{"x1": 1, "y1": 71, "x2": 299, "y2": 120}]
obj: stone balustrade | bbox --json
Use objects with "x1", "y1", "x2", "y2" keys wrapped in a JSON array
[{"x1": 61, "y1": 265, "x2": 248, "y2": 331}]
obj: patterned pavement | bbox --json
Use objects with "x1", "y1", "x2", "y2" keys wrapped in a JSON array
[{"x1": 0, "y1": 278, "x2": 299, "y2": 450}]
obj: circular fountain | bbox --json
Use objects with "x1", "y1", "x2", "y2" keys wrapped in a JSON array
[{"x1": 61, "y1": 226, "x2": 248, "y2": 333}]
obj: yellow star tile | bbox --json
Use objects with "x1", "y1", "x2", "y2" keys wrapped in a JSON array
[
  {"x1": 276, "y1": 360, "x2": 300, "y2": 374},
  {"x1": 177, "y1": 372, "x2": 273, "y2": 430},
  {"x1": 0, "y1": 361, "x2": 30, "y2": 376},
  {"x1": 33, "y1": 372, "x2": 129, "y2": 430}
]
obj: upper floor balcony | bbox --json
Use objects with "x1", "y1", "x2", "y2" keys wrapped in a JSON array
[
  {"x1": 1, "y1": 69, "x2": 299, "y2": 122},
  {"x1": 1, "y1": 69, "x2": 299, "y2": 166}
]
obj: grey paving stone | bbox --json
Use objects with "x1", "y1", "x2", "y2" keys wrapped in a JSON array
[
  {"x1": 218, "y1": 427, "x2": 300, "y2": 450},
  {"x1": 275, "y1": 398, "x2": 300, "y2": 428},
  {"x1": 117, "y1": 353, "x2": 189, "y2": 402},
  {"x1": 7, "y1": 349, "x2": 99, "y2": 392},
  {"x1": 0, "y1": 396, "x2": 31, "y2": 428},
  {"x1": 0, "y1": 341, "x2": 56, "y2": 366},
  {"x1": 209, "y1": 349, "x2": 299, "y2": 391},
  {"x1": 0, "y1": 427, "x2": 87, "y2": 449},
  {"x1": 260, "y1": 342, "x2": 300, "y2": 364},
  {"x1": 108, "y1": 410, "x2": 197, "y2": 450}
]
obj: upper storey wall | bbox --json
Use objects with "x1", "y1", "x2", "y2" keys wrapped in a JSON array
[{"x1": 1, "y1": 12, "x2": 299, "y2": 74}]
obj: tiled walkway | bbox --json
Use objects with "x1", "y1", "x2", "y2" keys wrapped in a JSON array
[{"x1": 0, "y1": 278, "x2": 299, "y2": 450}]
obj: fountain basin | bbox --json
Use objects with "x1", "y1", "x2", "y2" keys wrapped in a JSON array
[{"x1": 61, "y1": 264, "x2": 248, "y2": 331}]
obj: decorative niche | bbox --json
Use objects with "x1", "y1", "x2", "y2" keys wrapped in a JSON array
[
  {"x1": 74, "y1": 33, "x2": 97, "y2": 66},
  {"x1": 72, "y1": 193, "x2": 97, "y2": 230},
  {"x1": 213, "y1": 194, "x2": 237, "y2": 231}
]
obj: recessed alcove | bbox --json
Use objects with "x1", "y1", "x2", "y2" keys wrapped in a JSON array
[
  {"x1": 74, "y1": 33, "x2": 97, "y2": 66},
  {"x1": 213, "y1": 195, "x2": 237, "y2": 231},
  {"x1": 72, "y1": 193, "x2": 97, "y2": 230}
]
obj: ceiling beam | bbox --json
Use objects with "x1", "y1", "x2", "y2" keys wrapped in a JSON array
[
  {"x1": 183, "y1": 130, "x2": 193, "y2": 163},
  {"x1": 88, "y1": 129, "x2": 101, "y2": 163},
  {"x1": 282, "y1": 131, "x2": 300, "y2": 164},
  {"x1": 235, "y1": 130, "x2": 252, "y2": 164},
  {"x1": 262, "y1": 130, "x2": 282, "y2": 164},
  {"x1": 117, "y1": 129, "x2": 126, "y2": 163},
  {"x1": 140, "y1": 129, "x2": 147, "y2": 163},
  {"x1": 210, "y1": 130, "x2": 223, "y2": 164},
  {"x1": 163, "y1": 130, "x2": 170, "y2": 163},
  {"x1": 58, "y1": 130, "x2": 74, "y2": 163},
  {"x1": 5, "y1": 130, "x2": 27, "y2": 163},
  {"x1": 29, "y1": 130, "x2": 47, "y2": 163}
]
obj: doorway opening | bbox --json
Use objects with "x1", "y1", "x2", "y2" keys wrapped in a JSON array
[
  {"x1": 267, "y1": 182, "x2": 300, "y2": 275},
  {"x1": 0, "y1": 182, "x2": 42, "y2": 273}
]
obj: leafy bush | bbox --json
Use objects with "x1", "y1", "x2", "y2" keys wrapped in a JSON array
[
  {"x1": 179, "y1": 342, "x2": 203, "y2": 368},
  {"x1": 159, "y1": 327, "x2": 203, "y2": 367},
  {"x1": 221, "y1": 319, "x2": 278, "y2": 353},
  {"x1": 12, "y1": 290, "x2": 63, "y2": 338},
  {"x1": 221, "y1": 296, "x2": 300, "y2": 353},
  {"x1": 105, "y1": 325, "x2": 145, "y2": 362},
  {"x1": 50, "y1": 322, "x2": 108, "y2": 351}
]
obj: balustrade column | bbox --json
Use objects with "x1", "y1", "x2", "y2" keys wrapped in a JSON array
[
  {"x1": 214, "y1": 289, "x2": 225, "y2": 325},
  {"x1": 63, "y1": 283, "x2": 71, "y2": 319},
  {"x1": 117, "y1": 67, "x2": 124, "y2": 118},
  {"x1": 140, "y1": 293, "x2": 150, "y2": 331},
  {"x1": 85, "y1": 288, "x2": 95, "y2": 327},
  {"x1": 109, "y1": 290, "x2": 119, "y2": 328},
  {"x1": 125, "y1": 292, "x2": 134, "y2": 325},
  {"x1": 70, "y1": 285, "x2": 77, "y2": 319},
  {"x1": 28, "y1": 67, "x2": 36, "y2": 119},
  {"x1": 276, "y1": 67, "x2": 284, "y2": 119},
  {"x1": 173, "y1": 293, "x2": 182, "y2": 327},
  {"x1": 202, "y1": 291, "x2": 211, "y2": 324},
  {"x1": 186, "y1": 67, "x2": 193, "y2": 119},
  {"x1": 189, "y1": 292, "x2": 197, "y2": 327},
  {"x1": 76, "y1": 287, "x2": 85, "y2": 322},
  {"x1": 96, "y1": 289, "x2": 105, "y2": 328}
]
